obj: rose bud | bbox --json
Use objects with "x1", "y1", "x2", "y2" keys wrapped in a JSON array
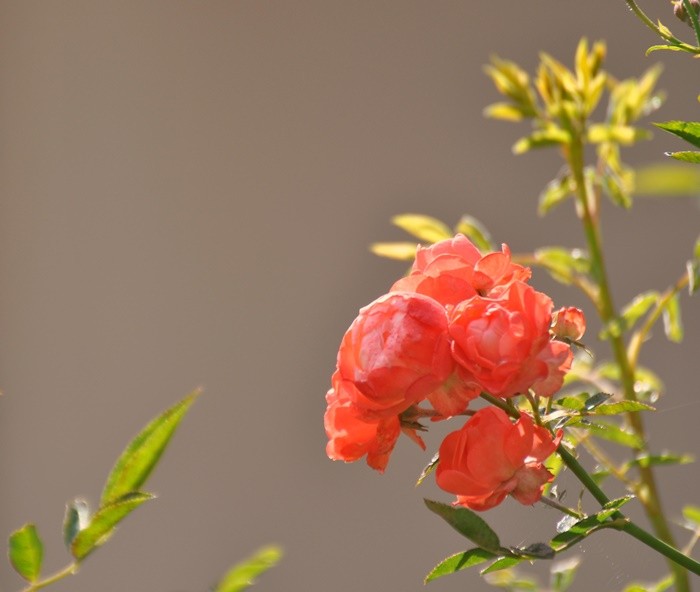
[{"x1": 551, "y1": 306, "x2": 586, "y2": 342}]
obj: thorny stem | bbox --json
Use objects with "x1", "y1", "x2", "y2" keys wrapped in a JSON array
[{"x1": 566, "y1": 133, "x2": 691, "y2": 590}]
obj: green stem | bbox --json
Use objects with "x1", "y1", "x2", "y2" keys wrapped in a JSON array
[
  {"x1": 539, "y1": 494, "x2": 584, "y2": 519},
  {"x1": 19, "y1": 563, "x2": 79, "y2": 592},
  {"x1": 557, "y1": 445, "x2": 700, "y2": 576},
  {"x1": 628, "y1": 272, "x2": 688, "y2": 368},
  {"x1": 622, "y1": 0, "x2": 700, "y2": 52},
  {"x1": 682, "y1": 0, "x2": 700, "y2": 46},
  {"x1": 566, "y1": 134, "x2": 690, "y2": 590}
]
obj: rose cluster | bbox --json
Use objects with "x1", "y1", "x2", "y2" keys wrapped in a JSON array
[{"x1": 324, "y1": 235, "x2": 584, "y2": 510}]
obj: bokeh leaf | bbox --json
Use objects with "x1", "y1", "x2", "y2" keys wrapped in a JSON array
[
  {"x1": 454, "y1": 215, "x2": 493, "y2": 251},
  {"x1": 391, "y1": 214, "x2": 452, "y2": 243},
  {"x1": 369, "y1": 241, "x2": 418, "y2": 261},
  {"x1": 213, "y1": 546, "x2": 283, "y2": 592},
  {"x1": 662, "y1": 293, "x2": 683, "y2": 342}
]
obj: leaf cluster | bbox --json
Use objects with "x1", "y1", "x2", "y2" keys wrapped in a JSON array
[{"x1": 484, "y1": 38, "x2": 664, "y2": 213}]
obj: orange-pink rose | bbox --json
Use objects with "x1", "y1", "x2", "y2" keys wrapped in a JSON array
[
  {"x1": 391, "y1": 235, "x2": 531, "y2": 307},
  {"x1": 336, "y1": 292, "x2": 455, "y2": 418},
  {"x1": 324, "y1": 375, "x2": 402, "y2": 473},
  {"x1": 449, "y1": 281, "x2": 573, "y2": 398},
  {"x1": 435, "y1": 407, "x2": 561, "y2": 511}
]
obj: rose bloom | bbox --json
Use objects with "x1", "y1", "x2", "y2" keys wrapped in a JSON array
[
  {"x1": 391, "y1": 234, "x2": 531, "y2": 308},
  {"x1": 336, "y1": 291, "x2": 454, "y2": 418},
  {"x1": 449, "y1": 281, "x2": 573, "y2": 398},
  {"x1": 551, "y1": 306, "x2": 586, "y2": 342},
  {"x1": 324, "y1": 375, "x2": 402, "y2": 472},
  {"x1": 435, "y1": 407, "x2": 562, "y2": 511}
]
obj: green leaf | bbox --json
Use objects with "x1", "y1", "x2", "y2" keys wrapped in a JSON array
[
  {"x1": 555, "y1": 394, "x2": 586, "y2": 411},
  {"x1": 550, "y1": 516, "x2": 602, "y2": 551},
  {"x1": 534, "y1": 247, "x2": 589, "y2": 285},
  {"x1": 570, "y1": 419, "x2": 643, "y2": 448},
  {"x1": 595, "y1": 495, "x2": 635, "y2": 521},
  {"x1": 589, "y1": 401, "x2": 655, "y2": 415},
  {"x1": 626, "y1": 452, "x2": 694, "y2": 470},
  {"x1": 513, "y1": 128, "x2": 570, "y2": 154},
  {"x1": 682, "y1": 505, "x2": 700, "y2": 526},
  {"x1": 369, "y1": 241, "x2": 418, "y2": 261},
  {"x1": 71, "y1": 492, "x2": 155, "y2": 560},
  {"x1": 621, "y1": 291, "x2": 659, "y2": 329},
  {"x1": 101, "y1": 389, "x2": 200, "y2": 506},
  {"x1": 645, "y1": 44, "x2": 685, "y2": 55},
  {"x1": 538, "y1": 175, "x2": 573, "y2": 216},
  {"x1": 484, "y1": 102, "x2": 534, "y2": 122},
  {"x1": 63, "y1": 499, "x2": 90, "y2": 548},
  {"x1": 416, "y1": 452, "x2": 439, "y2": 486},
  {"x1": 425, "y1": 548, "x2": 496, "y2": 583},
  {"x1": 214, "y1": 546, "x2": 283, "y2": 592},
  {"x1": 587, "y1": 124, "x2": 650, "y2": 145},
  {"x1": 481, "y1": 556, "x2": 523, "y2": 574},
  {"x1": 662, "y1": 293, "x2": 683, "y2": 342},
  {"x1": 655, "y1": 121, "x2": 700, "y2": 149},
  {"x1": 542, "y1": 453, "x2": 565, "y2": 498},
  {"x1": 666, "y1": 151, "x2": 700, "y2": 164},
  {"x1": 634, "y1": 163, "x2": 700, "y2": 196},
  {"x1": 391, "y1": 214, "x2": 452, "y2": 243},
  {"x1": 9, "y1": 524, "x2": 43, "y2": 582},
  {"x1": 424, "y1": 499, "x2": 502, "y2": 552},
  {"x1": 454, "y1": 215, "x2": 493, "y2": 252}
]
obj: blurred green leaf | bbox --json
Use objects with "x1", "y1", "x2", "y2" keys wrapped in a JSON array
[
  {"x1": 425, "y1": 548, "x2": 496, "y2": 583},
  {"x1": 538, "y1": 175, "x2": 573, "y2": 216},
  {"x1": 391, "y1": 214, "x2": 452, "y2": 243},
  {"x1": 688, "y1": 260, "x2": 700, "y2": 295},
  {"x1": 635, "y1": 163, "x2": 700, "y2": 196},
  {"x1": 454, "y1": 215, "x2": 493, "y2": 252},
  {"x1": 655, "y1": 121, "x2": 700, "y2": 149},
  {"x1": 101, "y1": 389, "x2": 200, "y2": 506},
  {"x1": 71, "y1": 492, "x2": 155, "y2": 560},
  {"x1": 214, "y1": 546, "x2": 283, "y2": 592},
  {"x1": 63, "y1": 499, "x2": 90, "y2": 548},
  {"x1": 534, "y1": 247, "x2": 589, "y2": 285},
  {"x1": 9, "y1": 524, "x2": 43, "y2": 582},
  {"x1": 625, "y1": 452, "x2": 694, "y2": 470},
  {"x1": 570, "y1": 419, "x2": 643, "y2": 448},
  {"x1": 484, "y1": 103, "x2": 534, "y2": 122},
  {"x1": 542, "y1": 453, "x2": 565, "y2": 498},
  {"x1": 682, "y1": 505, "x2": 700, "y2": 526},
  {"x1": 483, "y1": 568, "x2": 539, "y2": 590},
  {"x1": 424, "y1": 499, "x2": 502, "y2": 553},
  {"x1": 588, "y1": 124, "x2": 649, "y2": 145},
  {"x1": 666, "y1": 151, "x2": 700, "y2": 164},
  {"x1": 662, "y1": 293, "x2": 683, "y2": 342},
  {"x1": 513, "y1": 128, "x2": 570, "y2": 154},
  {"x1": 600, "y1": 168, "x2": 633, "y2": 208},
  {"x1": 550, "y1": 556, "x2": 581, "y2": 592},
  {"x1": 369, "y1": 241, "x2": 418, "y2": 261},
  {"x1": 589, "y1": 401, "x2": 655, "y2": 416}
]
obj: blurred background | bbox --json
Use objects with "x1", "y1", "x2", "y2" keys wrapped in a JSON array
[{"x1": 0, "y1": 2, "x2": 698, "y2": 591}]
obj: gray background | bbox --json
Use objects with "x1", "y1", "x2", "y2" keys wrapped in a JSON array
[{"x1": 0, "y1": 2, "x2": 698, "y2": 591}]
